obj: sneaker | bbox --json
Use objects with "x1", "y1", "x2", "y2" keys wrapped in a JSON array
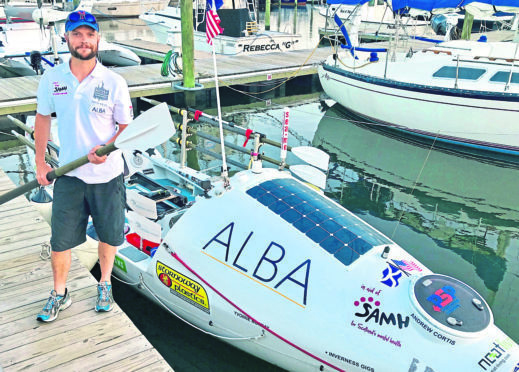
[
  {"x1": 95, "y1": 282, "x2": 114, "y2": 312},
  {"x1": 36, "y1": 288, "x2": 72, "y2": 323}
]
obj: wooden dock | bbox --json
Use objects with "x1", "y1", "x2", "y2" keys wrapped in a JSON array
[
  {"x1": 0, "y1": 46, "x2": 333, "y2": 116},
  {"x1": 0, "y1": 169, "x2": 172, "y2": 371}
]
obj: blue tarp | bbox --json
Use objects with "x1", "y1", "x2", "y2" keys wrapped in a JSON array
[
  {"x1": 326, "y1": 0, "x2": 370, "y2": 5},
  {"x1": 326, "y1": 0, "x2": 519, "y2": 12}
]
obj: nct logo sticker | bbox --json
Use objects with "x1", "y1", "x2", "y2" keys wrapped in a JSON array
[{"x1": 477, "y1": 337, "x2": 515, "y2": 370}]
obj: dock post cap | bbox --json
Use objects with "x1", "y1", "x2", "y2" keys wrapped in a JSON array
[{"x1": 173, "y1": 82, "x2": 204, "y2": 91}]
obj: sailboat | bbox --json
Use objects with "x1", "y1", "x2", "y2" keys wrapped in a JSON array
[
  {"x1": 1, "y1": 0, "x2": 170, "y2": 20},
  {"x1": 89, "y1": 0, "x2": 169, "y2": 18},
  {"x1": 318, "y1": 0, "x2": 519, "y2": 157},
  {"x1": 140, "y1": 0, "x2": 303, "y2": 55}
]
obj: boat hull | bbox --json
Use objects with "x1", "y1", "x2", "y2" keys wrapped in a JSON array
[
  {"x1": 318, "y1": 62, "x2": 519, "y2": 155},
  {"x1": 92, "y1": 0, "x2": 169, "y2": 18},
  {"x1": 112, "y1": 163, "x2": 519, "y2": 372}
]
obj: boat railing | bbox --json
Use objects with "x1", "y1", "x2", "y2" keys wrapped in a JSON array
[
  {"x1": 422, "y1": 49, "x2": 452, "y2": 55},
  {"x1": 246, "y1": 21, "x2": 259, "y2": 35},
  {"x1": 473, "y1": 55, "x2": 519, "y2": 63},
  {"x1": 245, "y1": 0, "x2": 257, "y2": 23},
  {"x1": 194, "y1": 0, "x2": 206, "y2": 31}
]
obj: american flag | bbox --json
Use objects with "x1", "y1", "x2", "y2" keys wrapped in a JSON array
[
  {"x1": 392, "y1": 259, "x2": 422, "y2": 272},
  {"x1": 206, "y1": 0, "x2": 224, "y2": 45}
]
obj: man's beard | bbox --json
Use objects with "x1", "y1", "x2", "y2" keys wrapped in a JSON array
[{"x1": 68, "y1": 41, "x2": 98, "y2": 61}]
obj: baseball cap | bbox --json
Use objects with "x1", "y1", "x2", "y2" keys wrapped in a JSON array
[{"x1": 65, "y1": 10, "x2": 99, "y2": 32}]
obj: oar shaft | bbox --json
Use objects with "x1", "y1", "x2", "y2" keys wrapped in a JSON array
[
  {"x1": 11, "y1": 131, "x2": 58, "y2": 168},
  {"x1": 0, "y1": 180, "x2": 41, "y2": 205},
  {"x1": 7, "y1": 115, "x2": 60, "y2": 154},
  {"x1": 54, "y1": 143, "x2": 116, "y2": 177},
  {"x1": 0, "y1": 143, "x2": 116, "y2": 205},
  {"x1": 7, "y1": 115, "x2": 34, "y2": 135}
]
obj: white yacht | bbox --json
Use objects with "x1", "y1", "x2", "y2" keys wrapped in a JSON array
[
  {"x1": 141, "y1": 0, "x2": 303, "y2": 55},
  {"x1": 318, "y1": 0, "x2": 519, "y2": 156}
]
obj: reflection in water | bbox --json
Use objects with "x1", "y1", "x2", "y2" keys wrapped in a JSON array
[{"x1": 312, "y1": 104, "x2": 519, "y2": 341}]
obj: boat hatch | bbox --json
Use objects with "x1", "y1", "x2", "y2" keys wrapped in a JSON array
[
  {"x1": 246, "y1": 178, "x2": 391, "y2": 266},
  {"x1": 432, "y1": 66, "x2": 486, "y2": 80},
  {"x1": 127, "y1": 172, "x2": 188, "y2": 216},
  {"x1": 413, "y1": 274, "x2": 492, "y2": 334},
  {"x1": 489, "y1": 71, "x2": 519, "y2": 84},
  {"x1": 119, "y1": 246, "x2": 149, "y2": 263}
]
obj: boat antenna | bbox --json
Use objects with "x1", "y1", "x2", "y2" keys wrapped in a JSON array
[
  {"x1": 505, "y1": 42, "x2": 519, "y2": 91},
  {"x1": 207, "y1": 0, "x2": 230, "y2": 187}
]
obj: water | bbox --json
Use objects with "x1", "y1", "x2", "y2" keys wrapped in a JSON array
[{"x1": 1, "y1": 8, "x2": 518, "y2": 371}]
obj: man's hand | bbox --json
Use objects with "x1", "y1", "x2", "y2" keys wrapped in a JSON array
[
  {"x1": 36, "y1": 161, "x2": 53, "y2": 186},
  {"x1": 87, "y1": 145, "x2": 107, "y2": 164}
]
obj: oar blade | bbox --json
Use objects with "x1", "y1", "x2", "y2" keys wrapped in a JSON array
[
  {"x1": 290, "y1": 165, "x2": 327, "y2": 190},
  {"x1": 115, "y1": 102, "x2": 174, "y2": 151},
  {"x1": 126, "y1": 189, "x2": 158, "y2": 219},
  {"x1": 291, "y1": 146, "x2": 330, "y2": 171}
]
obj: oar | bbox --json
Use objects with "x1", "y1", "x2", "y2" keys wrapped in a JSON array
[{"x1": 0, "y1": 103, "x2": 174, "y2": 205}]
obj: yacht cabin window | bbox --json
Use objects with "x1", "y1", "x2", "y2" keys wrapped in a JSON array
[
  {"x1": 432, "y1": 66, "x2": 486, "y2": 80},
  {"x1": 246, "y1": 179, "x2": 391, "y2": 267},
  {"x1": 489, "y1": 71, "x2": 519, "y2": 84}
]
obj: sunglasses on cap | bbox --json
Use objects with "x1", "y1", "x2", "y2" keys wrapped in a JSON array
[{"x1": 65, "y1": 10, "x2": 99, "y2": 32}]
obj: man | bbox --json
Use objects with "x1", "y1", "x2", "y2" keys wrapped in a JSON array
[{"x1": 35, "y1": 10, "x2": 133, "y2": 322}]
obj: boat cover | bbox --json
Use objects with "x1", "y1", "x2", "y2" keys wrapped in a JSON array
[{"x1": 326, "y1": 0, "x2": 519, "y2": 15}]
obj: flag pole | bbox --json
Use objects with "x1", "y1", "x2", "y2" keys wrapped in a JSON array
[{"x1": 209, "y1": 1, "x2": 229, "y2": 187}]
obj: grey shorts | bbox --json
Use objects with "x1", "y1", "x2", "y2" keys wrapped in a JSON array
[{"x1": 50, "y1": 174, "x2": 126, "y2": 252}]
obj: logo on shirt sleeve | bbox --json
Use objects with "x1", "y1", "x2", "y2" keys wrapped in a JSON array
[{"x1": 52, "y1": 82, "x2": 68, "y2": 95}]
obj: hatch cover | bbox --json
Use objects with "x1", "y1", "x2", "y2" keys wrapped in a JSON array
[{"x1": 414, "y1": 274, "x2": 492, "y2": 333}]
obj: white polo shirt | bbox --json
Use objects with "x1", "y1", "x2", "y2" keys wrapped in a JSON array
[{"x1": 36, "y1": 60, "x2": 133, "y2": 184}]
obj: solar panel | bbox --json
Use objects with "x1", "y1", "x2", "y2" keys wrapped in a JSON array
[{"x1": 246, "y1": 178, "x2": 391, "y2": 266}]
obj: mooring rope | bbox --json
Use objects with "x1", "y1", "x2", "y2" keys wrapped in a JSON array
[
  {"x1": 109, "y1": 267, "x2": 264, "y2": 341},
  {"x1": 217, "y1": 33, "x2": 329, "y2": 95},
  {"x1": 389, "y1": 133, "x2": 439, "y2": 240}
]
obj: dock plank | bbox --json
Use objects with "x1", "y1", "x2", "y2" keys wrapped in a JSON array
[
  {"x1": 0, "y1": 312, "x2": 139, "y2": 369},
  {"x1": 94, "y1": 347, "x2": 171, "y2": 372},
  {"x1": 0, "y1": 46, "x2": 333, "y2": 115},
  {"x1": 55, "y1": 335, "x2": 162, "y2": 371},
  {"x1": 0, "y1": 169, "x2": 171, "y2": 371},
  {"x1": 0, "y1": 301, "x2": 123, "y2": 352},
  {"x1": 0, "y1": 204, "x2": 40, "y2": 220},
  {"x1": 0, "y1": 286, "x2": 93, "y2": 331},
  {"x1": 0, "y1": 219, "x2": 50, "y2": 239},
  {"x1": 0, "y1": 267, "x2": 91, "y2": 310},
  {"x1": 0, "y1": 211, "x2": 46, "y2": 232},
  {"x1": 0, "y1": 248, "x2": 50, "y2": 271},
  {"x1": 0, "y1": 235, "x2": 51, "y2": 261}
]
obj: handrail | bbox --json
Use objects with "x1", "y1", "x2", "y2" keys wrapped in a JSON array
[{"x1": 474, "y1": 55, "x2": 519, "y2": 63}]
